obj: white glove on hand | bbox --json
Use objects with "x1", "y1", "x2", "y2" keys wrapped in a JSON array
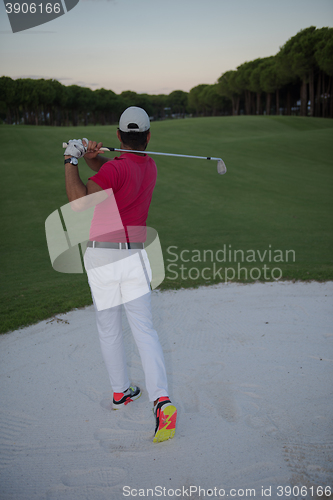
[{"x1": 64, "y1": 138, "x2": 89, "y2": 158}]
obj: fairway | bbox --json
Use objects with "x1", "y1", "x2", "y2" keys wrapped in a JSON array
[{"x1": 1, "y1": 116, "x2": 332, "y2": 333}]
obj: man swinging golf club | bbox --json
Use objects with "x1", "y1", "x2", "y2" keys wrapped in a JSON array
[{"x1": 63, "y1": 106, "x2": 177, "y2": 443}]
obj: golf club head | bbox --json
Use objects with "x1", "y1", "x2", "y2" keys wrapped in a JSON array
[{"x1": 217, "y1": 159, "x2": 227, "y2": 175}]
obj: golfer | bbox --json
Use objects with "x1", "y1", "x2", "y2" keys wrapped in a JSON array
[{"x1": 63, "y1": 107, "x2": 176, "y2": 443}]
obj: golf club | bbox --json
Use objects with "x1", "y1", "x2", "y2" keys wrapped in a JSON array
[{"x1": 62, "y1": 143, "x2": 227, "y2": 175}]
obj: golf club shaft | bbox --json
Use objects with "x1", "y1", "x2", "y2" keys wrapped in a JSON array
[{"x1": 62, "y1": 143, "x2": 222, "y2": 162}]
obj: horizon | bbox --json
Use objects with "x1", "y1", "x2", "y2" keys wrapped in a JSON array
[{"x1": 0, "y1": 0, "x2": 332, "y2": 95}]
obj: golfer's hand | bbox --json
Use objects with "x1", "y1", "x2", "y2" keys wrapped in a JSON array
[
  {"x1": 84, "y1": 140, "x2": 104, "y2": 160},
  {"x1": 64, "y1": 139, "x2": 88, "y2": 159}
]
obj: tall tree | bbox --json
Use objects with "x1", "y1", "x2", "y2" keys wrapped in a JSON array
[
  {"x1": 149, "y1": 94, "x2": 168, "y2": 120},
  {"x1": 200, "y1": 85, "x2": 231, "y2": 116},
  {"x1": 51, "y1": 79, "x2": 67, "y2": 126},
  {"x1": 94, "y1": 88, "x2": 118, "y2": 124},
  {"x1": 236, "y1": 59, "x2": 263, "y2": 115},
  {"x1": 135, "y1": 94, "x2": 155, "y2": 117},
  {"x1": 277, "y1": 26, "x2": 322, "y2": 116},
  {"x1": 18, "y1": 78, "x2": 40, "y2": 124},
  {"x1": 188, "y1": 84, "x2": 209, "y2": 116},
  {"x1": 217, "y1": 71, "x2": 242, "y2": 115},
  {"x1": 120, "y1": 91, "x2": 154, "y2": 118},
  {"x1": 259, "y1": 57, "x2": 284, "y2": 115},
  {"x1": 120, "y1": 90, "x2": 138, "y2": 108},
  {"x1": 35, "y1": 79, "x2": 57, "y2": 125},
  {"x1": 167, "y1": 90, "x2": 188, "y2": 117},
  {"x1": 315, "y1": 28, "x2": 333, "y2": 76},
  {"x1": 66, "y1": 85, "x2": 81, "y2": 126},
  {"x1": 76, "y1": 86, "x2": 94, "y2": 125},
  {"x1": 315, "y1": 27, "x2": 333, "y2": 118},
  {"x1": 249, "y1": 58, "x2": 272, "y2": 115},
  {"x1": 0, "y1": 76, "x2": 16, "y2": 124}
]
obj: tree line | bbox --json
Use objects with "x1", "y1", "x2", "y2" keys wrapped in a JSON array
[
  {"x1": 216, "y1": 26, "x2": 333, "y2": 118},
  {"x1": 0, "y1": 26, "x2": 332, "y2": 126}
]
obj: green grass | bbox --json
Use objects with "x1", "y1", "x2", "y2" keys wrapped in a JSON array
[{"x1": 1, "y1": 116, "x2": 332, "y2": 333}]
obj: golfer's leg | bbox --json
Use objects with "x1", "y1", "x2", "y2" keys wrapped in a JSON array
[
  {"x1": 123, "y1": 292, "x2": 168, "y2": 402},
  {"x1": 94, "y1": 302, "x2": 130, "y2": 393},
  {"x1": 84, "y1": 248, "x2": 129, "y2": 392}
]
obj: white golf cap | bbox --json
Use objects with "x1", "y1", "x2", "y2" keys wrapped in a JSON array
[{"x1": 119, "y1": 106, "x2": 150, "y2": 133}]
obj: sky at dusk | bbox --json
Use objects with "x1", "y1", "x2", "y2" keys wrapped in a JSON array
[{"x1": 0, "y1": 0, "x2": 332, "y2": 95}]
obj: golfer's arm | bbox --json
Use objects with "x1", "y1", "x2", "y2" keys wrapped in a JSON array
[
  {"x1": 84, "y1": 154, "x2": 110, "y2": 172},
  {"x1": 64, "y1": 162, "x2": 88, "y2": 201},
  {"x1": 64, "y1": 161, "x2": 103, "y2": 202}
]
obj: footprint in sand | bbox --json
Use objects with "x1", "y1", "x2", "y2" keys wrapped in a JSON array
[
  {"x1": 94, "y1": 428, "x2": 153, "y2": 453},
  {"x1": 284, "y1": 441, "x2": 333, "y2": 486},
  {"x1": 176, "y1": 361, "x2": 240, "y2": 422}
]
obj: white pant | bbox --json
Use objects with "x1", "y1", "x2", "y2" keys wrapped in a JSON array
[
  {"x1": 84, "y1": 248, "x2": 169, "y2": 402},
  {"x1": 84, "y1": 247, "x2": 152, "y2": 310}
]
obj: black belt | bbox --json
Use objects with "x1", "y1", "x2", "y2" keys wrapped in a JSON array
[{"x1": 87, "y1": 241, "x2": 144, "y2": 249}]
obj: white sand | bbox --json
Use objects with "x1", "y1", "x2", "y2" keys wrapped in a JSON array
[{"x1": 1, "y1": 281, "x2": 332, "y2": 500}]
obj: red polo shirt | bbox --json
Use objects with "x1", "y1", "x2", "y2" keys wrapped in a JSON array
[{"x1": 88, "y1": 153, "x2": 157, "y2": 242}]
